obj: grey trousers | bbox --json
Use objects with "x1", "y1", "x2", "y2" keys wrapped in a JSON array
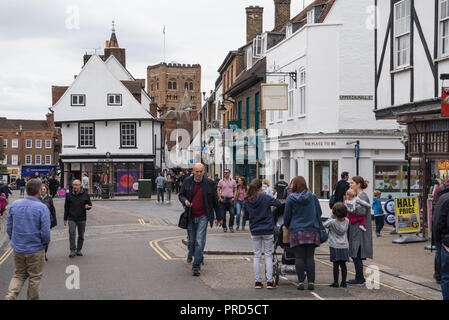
[
  {"x1": 251, "y1": 234, "x2": 274, "y2": 283},
  {"x1": 69, "y1": 220, "x2": 86, "y2": 252}
]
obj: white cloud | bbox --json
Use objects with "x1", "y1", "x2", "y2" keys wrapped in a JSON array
[{"x1": 0, "y1": 0, "x2": 309, "y2": 119}]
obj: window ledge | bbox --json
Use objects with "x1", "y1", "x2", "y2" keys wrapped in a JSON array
[
  {"x1": 390, "y1": 65, "x2": 413, "y2": 74},
  {"x1": 287, "y1": 118, "x2": 294, "y2": 121},
  {"x1": 77, "y1": 147, "x2": 96, "y2": 149},
  {"x1": 119, "y1": 147, "x2": 138, "y2": 149},
  {"x1": 297, "y1": 115, "x2": 306, "y2": 119},
  {"x1": 276, "y1": 120, "x2": 283, "y2": 123},
  {"x1": 435, "y1": 55, "x2": 449, "y2": 63}
]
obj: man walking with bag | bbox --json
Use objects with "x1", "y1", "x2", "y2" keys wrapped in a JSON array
[
  {"x1": 4, "y1": 179, "x2": 50, "y2": 300},
  {"x1": 179, "y1": 163, "x2": 221, "y2": 276},
  {"x1": 64, "y1": 179, "x2": 92, "y2": 258}
]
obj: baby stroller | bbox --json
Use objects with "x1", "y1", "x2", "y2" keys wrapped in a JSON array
[{"x1": 272, "y1": 203, "x2": 296, "y2": 285}]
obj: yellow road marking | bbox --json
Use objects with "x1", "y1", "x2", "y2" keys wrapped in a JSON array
[
  {"x1": 0, "y1": 248, "x2": 13, "y2": 265},
  {"x1": 314, "y1": 257, "x2": 426, "y2": 300},
  {"x1": 149, "y1": 240, "x2": 167, "y2": 260},
  {"x1": 138, "y1": 218, "x2": 147, "y2": 226}
]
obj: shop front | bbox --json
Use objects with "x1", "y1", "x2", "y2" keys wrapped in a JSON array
[{"x1": 62, "y1": 159, "x2": 156, "y2": 196}]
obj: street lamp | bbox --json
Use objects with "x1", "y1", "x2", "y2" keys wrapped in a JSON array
[
  {"x1": 346, "y1": 140, "x2": 360, "y2": 176},
  {"x1": 219, "y1": 102, "x2": 227, "y2": 177}
]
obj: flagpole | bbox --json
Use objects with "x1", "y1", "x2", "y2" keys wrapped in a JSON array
[{"x1": 163, "y1": 25, "x2": 166, "y2": 63}]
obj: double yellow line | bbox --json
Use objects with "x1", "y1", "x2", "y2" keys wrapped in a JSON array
[
  {"x1": 138, "y1": 218, "x2": 147, "y2": 226},
  {"x1": 0, "y1": 247, "x2": 13, "y2": 265},
  {"x1": 149, "y1": 240, "x2": 171, "y2": 260}
]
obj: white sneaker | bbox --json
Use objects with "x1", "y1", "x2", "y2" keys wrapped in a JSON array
[{"x1": 359, "y1": 225, "x2": 367, "y2": 232}]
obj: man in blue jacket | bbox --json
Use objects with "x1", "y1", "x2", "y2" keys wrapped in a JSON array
[{"x1": 4, "y1": 178, "x2": 51, "y2": 300}]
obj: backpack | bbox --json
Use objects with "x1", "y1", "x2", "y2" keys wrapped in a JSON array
[{"x1": 329, "y1": 188, "x2": 336, "y2": 209}]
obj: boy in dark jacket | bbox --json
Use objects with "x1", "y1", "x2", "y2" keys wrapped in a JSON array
[
  {"x1": 243, "y1": 179, "x2": 281, "y2": 289},
  {"x1": 434, "y1": 185, "x2": 449, "y2": 300}
]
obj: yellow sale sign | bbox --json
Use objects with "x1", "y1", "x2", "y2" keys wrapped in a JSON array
[{"x1": 394, "y1": 197, "x2": 421, "y2": 234}]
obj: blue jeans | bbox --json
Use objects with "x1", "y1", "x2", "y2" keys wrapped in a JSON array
[
  {"x1": 20, "y1": 186, "x2": 25, "y2": 196},
  {"x1": 219, "y1": 198, "x2": 235, "y2": 229},
  {"x1": 441, "y1": 244, "x2": 449, "y2": 300},
  {"x1": 157, "y1": 188, "x2": 164, "y2": 202},
  {"x1": 187, "y1": 215, "x2": 208, "y2": 271},
  {"x1": 435, "y1": 242, "x2": 442, "y2": 281},
  {"x1": 235, "y1": 200, "x2": 246, "y2": 228}
]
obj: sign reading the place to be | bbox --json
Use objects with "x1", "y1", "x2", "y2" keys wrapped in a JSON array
[{"x1": 394, "y1": 196, "x2": 420, "y2": 234}]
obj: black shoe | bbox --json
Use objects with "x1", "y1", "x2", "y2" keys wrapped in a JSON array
[
  {"x1": 340, "y1": 281, "x2": 347, "y2": 288},
  {"x1": 329, "y1": 282, "x2": 339, "y2": 288},
  {"x1": 193, "y1": 270, "x2": 200, "y2": 276},
  {"x1": 308, "y1": 283, "x2": 315, "y2": 290},
  {"x1": 297, "y1": 282, "x2": 305, "y2": 290},
  {"x1": 347, "y1": 279, "x2": 365, "y2": 285},
  {"x1": 187, "y1": 257, "x2": 193, "y2": 264},
  {"x1": 76, "y1": 251, "x2": 83, "y2": 256},
  {"x1": 69, "y1": 251, "x2": 76, "y2": 258},
  {"x1": 255, "y1": 282, "x2": 264, "y2": 289},
  {"x1": 45, "y1": 255, "x2": 48, "y2": 262},
  {"x1": 267, "y1": 282, "x2": 276, "y2": 289},
  {"x1": 223, "y1": 228, "x2": 227, "y2": 233},
  {"x1": 230, "y1": 227, "x2": 234, "y2": 233}
]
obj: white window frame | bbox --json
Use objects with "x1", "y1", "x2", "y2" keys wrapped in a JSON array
[
  {"x1": 45, "y1": 140, "x2": 51, "y2": 149},
  {"x1": 286, "y1": 23, "x2": 293, "y2": 38},
  {"x1": 107, "y1": 94, "x2": 122, "y2": 106},
  {"x1": 79, "y1": 123, "x2": 95, "y2": 148},
  {"x1": 25, "y1": 155, "x2": 32, "y2": 165},
  {"x1": 299, "y1": 68, "x2": 306, "y2": 116},
  {"x1": 120, "y1": 122, "x2": 137, "y2": 148},
  {"x1": 12, "y1": 155, "x2": 18, "y2": 166},
  {"x1": 441, "y1": 0, "x2": 449, "y2": 57},
  {"x1": 307, "y1": 7, "x2": 315, "y2": 24},
  {"x1": 288, "y1": 73, "x2": 295, "y2": 118},
  {"x1": 2, "y1": 138, "x2": 7, "y2": 148},
  {"x1": 35, "y1": 155, "x2": 42, "y2": 165},
  {"x1": 394, "y1": 0, "x2": 411, "y2": 68},
  {"x1": 26, "y1": 139, "x2": 32, "y2": 149},
  {"x1": 45, "y1": 155, "x2": 52, "y2": 165},
  {"x1": 253, "y1": 35, "x2": 263, "y2": 59},
  {"x1": 12, "y1": 139, "x2": 18, "y2": 148},
  {"x1": 247, "y1": 46, "x2": 253, "y2": 69},
  {"x1": 36, "y1": 139, "x2": 42, "y2": 149},
  {"x1": 71, "y1": 94, "x2": 86, "y2": 106}
]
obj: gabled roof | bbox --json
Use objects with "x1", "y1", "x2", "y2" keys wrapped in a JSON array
[
  {"x1": 291, "y1": 0, "x2": 336, "y2": 24},
  {"x1": 217, "y1": 50, "x2": 244, "y2": 73}
]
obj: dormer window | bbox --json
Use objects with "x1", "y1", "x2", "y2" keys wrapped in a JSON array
[
  {"x1": 307, "y1": 7, "x2": 315, "y2": 24},
  {"x1": 71, "y1": 94, "x2": 85, "y2": 106},
  {"x1": 252, "y1": 34, "x2": 266, "y2": 59},
  {"x1": 286, "y1": 23, "x2": 293, "y2": 38}
]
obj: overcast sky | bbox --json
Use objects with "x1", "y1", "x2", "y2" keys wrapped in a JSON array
[{"x1": 0, "y1": 0, "x2": 311, "y2": 120}]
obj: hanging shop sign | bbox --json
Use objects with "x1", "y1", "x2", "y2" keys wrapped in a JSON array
[{"x1": 261, "y1": 84, "x2": 288, "y2": 111}]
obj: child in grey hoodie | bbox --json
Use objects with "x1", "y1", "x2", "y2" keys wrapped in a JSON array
[
  {"x1": 324, "y1": 203, "x2": 350, "y2": 288},
  {"x1": 345, "y1": 189, "x2": 371, "y2": 232}
]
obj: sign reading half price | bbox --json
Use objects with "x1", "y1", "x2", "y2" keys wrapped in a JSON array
[
  {"x1": 394, "y1": 196, "x2": 421, "y2": 234},
  {"x1": 261, "y1": 83, "x2": 288, "y2": 111}
]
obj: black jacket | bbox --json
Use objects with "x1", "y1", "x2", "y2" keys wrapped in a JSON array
[
  {"x1": 64, "y1": 188, "x2": 92, "y2": 222},
  {"x1": 0, "y1": 185, "x2": 12, "y2": 199},
  {"x1": 433, "y1": 187, "x2": 449, "y2": 247},
  {"x1": 179, "y1": 176, "x2": 220, "y2": 227},
  {"x1": 40, "y1": 195, "x2": 57, "y2": 228},
  {"x1": 333, "y1": 179, "x2": 350, "y2": 203}
]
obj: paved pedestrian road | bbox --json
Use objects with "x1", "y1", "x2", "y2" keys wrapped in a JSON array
[{"x1": 0, "y1": 197, "x2": 440, "y2": 300}]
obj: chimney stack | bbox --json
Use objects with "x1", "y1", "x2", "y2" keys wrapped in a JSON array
[
  {"x1": 246, "y1": 6, "x2": 264, "y2": 43},
  {"x1": 274, "y1": 0, "x2": 291, "y2": 32}
]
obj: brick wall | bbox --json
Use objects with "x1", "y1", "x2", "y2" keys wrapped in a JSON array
[{"x1": 274, "y1": 0, "x2": 291, "y2": 32}]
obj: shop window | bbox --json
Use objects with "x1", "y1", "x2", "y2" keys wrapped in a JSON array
[
  {"x1": 374, "y1": 163, "x2": 421, "y2": 200},
  {"x1": 308, "y1": 160, "x2": 338, "y2": 200}
]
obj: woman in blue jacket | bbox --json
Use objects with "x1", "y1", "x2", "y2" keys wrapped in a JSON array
[
  {"x1": 284, "y1": 176, "x2": 322, "y2": 291},
  {"x1": 243, "y1": 179, "x2": 282, "y2": 289}
]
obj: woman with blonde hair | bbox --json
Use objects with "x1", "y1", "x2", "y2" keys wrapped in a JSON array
[{"x1": 262, "y1": 179, "x2": 273, "y2": 197}]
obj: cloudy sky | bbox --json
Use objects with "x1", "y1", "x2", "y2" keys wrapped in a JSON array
[{"x1": 0, "y1": 0, "x2": 310, "y2": 120}]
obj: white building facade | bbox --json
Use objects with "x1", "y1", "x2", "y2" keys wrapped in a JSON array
[
  {"x1": 264, "y1": 0, "x2": 410, "y2": 216},
  {"x1": 51, "y1": 37, "x2": 162, "y2": 195}
]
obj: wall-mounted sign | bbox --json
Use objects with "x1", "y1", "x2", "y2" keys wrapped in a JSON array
[
  {"x1": 442, "y1": 87, "x2": 449, "y2": 117},
  {"x1": 339, "y1": 95, "x2": 373, "y2": 100},
  {"x1": 304, "y1": 141, "x2": 337, "y2": 148},
  {"x1": 261, "y1": 84, "x2": 288, "y2": 111}
]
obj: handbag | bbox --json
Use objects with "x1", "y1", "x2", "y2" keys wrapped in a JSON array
[{"x1": 177, "y1": 181, "x2": 200, "y2": 229}]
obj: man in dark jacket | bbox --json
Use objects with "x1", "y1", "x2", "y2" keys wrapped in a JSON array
[
  {"x1": 330, "y1": 172, "x2": 350, "y2": 208},
  {"x1": 179, "y1": 163, "x2": 221, "y2": 276},
  {"x1": 433, "y1": 186, "x2": 449, "y2": 300},
  {"x1": 64, "y1": 179, "x2": 92, "y2": 258},
  {"x1": 0, "y1": 181, "x2": 12, "y2": 202}
]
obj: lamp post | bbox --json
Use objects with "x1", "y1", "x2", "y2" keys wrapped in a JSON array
[
  {"x1": 346, "y1": 140, "x2": 360, "y2": 176},
  {"x1": 219, "y1": 101, "x2": 227, "y2": 177}
]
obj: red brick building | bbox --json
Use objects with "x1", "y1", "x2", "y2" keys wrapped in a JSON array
[{"x1": 0, "y1": 113, "x2": 61, "y2": 183}]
